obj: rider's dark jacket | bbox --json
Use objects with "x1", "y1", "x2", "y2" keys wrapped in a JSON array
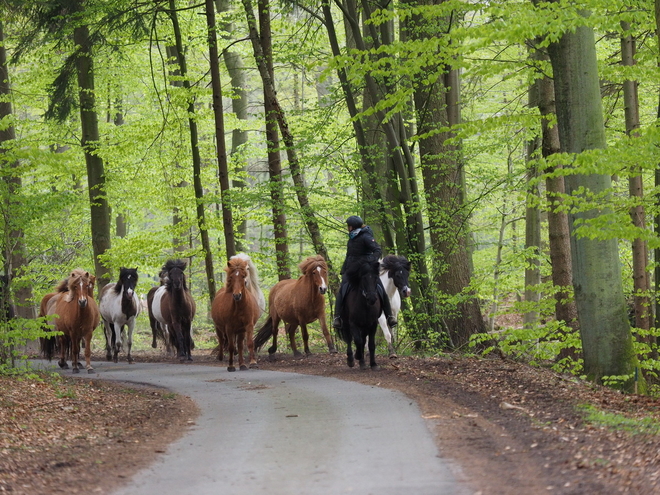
[{"x1": 341, "y1": 226, "x2": 382, "y2": 275}]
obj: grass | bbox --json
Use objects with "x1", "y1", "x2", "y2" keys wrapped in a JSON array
[{"x1": 577, "y1": 404, "x2": 660, "y2": 436}]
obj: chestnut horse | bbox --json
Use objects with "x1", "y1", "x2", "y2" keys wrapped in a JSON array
[
  {"x1": 254, "y1": 255, "x2": 336, "y2": 359},
  {"x1": 99, "y1": 268, "x2": 140, "y2": 363},
  {"x1": 211, "y1": 256, "x2": 260, "y2": 371},
  {"x1": 150, "y1": 260, "x2": 196, "y2": 362},
  {"x1": 339, "y1": 259, "x2": 382, "y2": 370},
  {"x1": 40, "y1": 269, "x2": 100, "y2": 373}
]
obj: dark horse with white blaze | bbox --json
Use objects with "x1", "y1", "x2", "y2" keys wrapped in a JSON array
[
  {"x1": 339, "y1": 258, "x2": 382, "y2": 370},
  {"x1": 211, "y1": 256, "x2": 261, "y2": 372},
  {"x1": 149, "y1": 260, "x2": 196, "y2": 361},
  {"x1": 99, "y1": 267, "x2": 140, "y2": 363},
  {"x1": 254, "y1": 255, "x2": 337, "y2": 359},
  {"x1": 40, "y1": 269, "x2": 100, "y2": 373}
]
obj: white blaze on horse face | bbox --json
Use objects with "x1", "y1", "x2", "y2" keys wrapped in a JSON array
[{"x1": 316, "y1": 266, "x2": 327, "y2": 291}]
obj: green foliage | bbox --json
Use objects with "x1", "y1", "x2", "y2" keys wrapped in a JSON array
[
  {"x1": 577, "y1": 404, "x2": 660, "y2": 436},
  {"x1": 0, "y1": 317, "x2": 55, "y2": 368}
]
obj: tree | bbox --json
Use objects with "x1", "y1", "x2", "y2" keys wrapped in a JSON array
[{"x1": 545, "y1": 5, "x2": 641, "y2": 390}]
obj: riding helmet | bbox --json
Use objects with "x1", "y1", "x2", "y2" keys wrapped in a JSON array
[{"x1": 346, "y1": 215, "x2": 363, "y2": 228}]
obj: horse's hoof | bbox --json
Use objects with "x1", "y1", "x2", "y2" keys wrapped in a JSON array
[
  {"x1": 151, "y1": 342, "x2": 157, "y2": 349},
  {"x1": 389, "y1": 353, "x2": 398, "y2": 359},
  {"x1": 72, "y1": 368, "x2": 80, "y2": 374},
  {"x1": 329, "y1": 347, "x2": 338, "y2": 354},
  {"x1": 227, "y1": 366, "x2": 236, "y2": 372},
  {"x1": 347, "y1": 357, "x2": 355, "y2": 368},
  {"x1": 105, "y1": 354, "x2": 112, "y2": 362},
  {"x1": 87, "y1": 368, "x2": 95, "y2": 374},
  {"x1": 268, "y1": 354, "x2": 276, "y2": 362},
  {"x1": 360, "y1": 363, "x2": 368, "y2": 371},
  {"x1": 293, "y1": 351, "x2": 303, "y2": 358},
  {"x1": 250, "y1": 363, "x2": 259, "y2": 369},
  {"x1": 371, "y1": 364, "x2": 381, "y2": 371},
  {"x1": 267, "y1": 346, "x2": 277, "y2": 355},
  {"x1": 239, "y1": 365, "x2": 248, "y2": 371},
  {"x1": 59, "y1": 362, "x2": 69, "y2": 369}
]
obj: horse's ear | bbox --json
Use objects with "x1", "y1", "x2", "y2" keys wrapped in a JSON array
[{"x1": 227, "y1": 261, "x2": 232, "y2": 267}]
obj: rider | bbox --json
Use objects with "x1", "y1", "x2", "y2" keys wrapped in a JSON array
[{"x1": 332, "y1": 215, "x2": 397, "y2": 331}]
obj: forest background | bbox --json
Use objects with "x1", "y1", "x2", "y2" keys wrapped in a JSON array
[{"x1": 2, "y1": 0, "x2": 660, "y2": 394}]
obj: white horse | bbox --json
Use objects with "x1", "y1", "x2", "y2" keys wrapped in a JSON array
[
  {"x1": 377, "y1": 255, "x2": 412, "y2": 358},
  {"x1": 99, "y1": 268, "x2": 141, "y2": 363}
]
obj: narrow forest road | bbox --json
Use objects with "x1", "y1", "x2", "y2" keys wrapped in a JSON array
[{"x1": 37, "y1": 360, "x2": 469, "y2": 495}]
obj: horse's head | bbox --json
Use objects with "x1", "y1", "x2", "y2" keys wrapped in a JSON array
[
  {"x1": 299, "y1": 255, "x2": 328, "y2": 295},
  {"x1": 381, "y1": 255, "x2": 412, "y2": 299},
  {"x1": 163, "y1": 260, "x2": 187, "y2": 291},
  {"x1": 225, "y1": 259, "x2": 249, "y2": 302},
  {"x1": 66, "y1": 269, "x2": 91, "y2": 308},
  {"x1": 118, "y1": 267, "x2": 139, "y2": 299},
  {"x1": 358, "y1": 260, "x2": 380, "y2": 306}
]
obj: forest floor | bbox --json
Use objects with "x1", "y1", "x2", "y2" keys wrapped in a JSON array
[{"x1": 2, "y1": 344, "x2": 660, "y2": 494}]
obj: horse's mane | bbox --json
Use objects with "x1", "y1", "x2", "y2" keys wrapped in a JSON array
[
  {"x1": 163, "y1": 259, "x2": 187, "y2": 273},
  {"x1": 298, "y1": 254, "x2": 325, "y2": 274},
  {"x1": 114, "y1": 267, "x2": 138, "y2": 294},
  {"x1": 380, "y1": 254, "x2": 410, "y2": 275}
]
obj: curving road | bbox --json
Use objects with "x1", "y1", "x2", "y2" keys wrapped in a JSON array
[{"x1": 34, "y1": 360, "x2": 468, "y2": 495}]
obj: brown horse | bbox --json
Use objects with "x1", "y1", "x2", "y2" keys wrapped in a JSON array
[
  {"x1": 211, "y1": 256, "x2": 260, "y2": 371},
  {"x1": 149, "y1": 260, "x2": 196, "y2": 361},
  {"x1": 254, "y1": 255, "x2": 337, "y2": 360},
  {"x1": 40, "y1": 269, "x2": 100, "y2": 373}
]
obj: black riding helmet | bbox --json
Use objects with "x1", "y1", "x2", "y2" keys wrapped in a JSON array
[{"x1": 346, "y1": 215, "x2": 363, "y2": 228}]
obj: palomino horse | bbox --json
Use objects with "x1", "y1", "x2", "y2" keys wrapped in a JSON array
[
  {"x1": 339, "y1": 259, "x2": 382, "y2": 370},
  {"x1": 149, "y1": 260, "x2": 196, "y2": 361},
  {"x1": 377, "y1": 255, "x2": 412, "y2": 358},
  {"x1": 99, "y1": 267, "x2": 140, "y2": 363},
  {"x1": 40, "y1": 269, "x2": 100, "y2": 373},
  {"x1": 211, "y1": 256, "x2": 260, "y2": 371},
  {"x1": 254, "y1": 254, "x2": 337, "y2": 359}
]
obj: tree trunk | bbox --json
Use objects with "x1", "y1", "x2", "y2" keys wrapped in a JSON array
[
  {"x1": 620, "y1": 21, "x2": 650, "y2": 333},
  {"x1": 547, "y1": 15, "x2": 642, "y2": 391},
  {"x1": 73, "y1": 22, "x2": 112, "y2": 293},
  {"x1": 168, "y1": 0, "x2": 216, "y2": 305},
  {"x1": 524, "y1": 135, "x2": 542, "y2": 328},
  {"x1": 206, "y1": 0, "x2": 236, "y2": 260},
  {"x1": 243, "y1": 0, "x2": 338, "y2": 291},
  {"x1": 0, "y1": 20, "x2": 34, "y2": 319},
  {"x1": 216, "y1": 0, "x2": 249, "y2": 251}
]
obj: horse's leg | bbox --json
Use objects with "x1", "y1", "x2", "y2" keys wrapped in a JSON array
[
  {"x1": 126, "y1": 320, "x2": 135, "y2": 364},
  {"x1": 346, "y1": 336, "x2": 355, "y2": 368},
  {"x1": 58, "y1": 334, "x2": 69, "y2": 369},
  {"x1": 353, "y1": 330, "x2": 367, "y2": 370},
  {"x1": 103, "y1": 319, "x2": 112, "y2": 361},
  {"x1": 184, "y1": 321, "x2": 193, "y2": 361},
  {"x1": 368, "y1": 327, "x2": 379, "y2": 370},
  {"x1": 215, "y1": 325, "x2": 225, "y2": 362},
  {"x1": 318, "y1": 313, "x2": 337, "y2": 354},
  {"x1": 84, "y1": 331, "x2": 95, "y2": 373},
  {"x1": 286, "y1": 323, "x2": 302, "y2": 357},
  {"x1": 378, "y1": 313, "x2": 397, "y2": 358},
  {"x1": 227, "y1": 331, "x2": 236, "y2": 372},
  {"x1": 109, "y1": 322, "x2": 120, "y2": 363},
  {"x1": 267, "y1": 316, "x2": 280, "y2": 361},
  {"x1": 301, "y1": 324, "x2": 311, "y2": 355},
  {"x1": 237, "y1": 330, "x2": 248, "y2": 371},
  {"x1": 246, "y1": 324, "x2": 258, "y2": 369},
  {"x1": 71, "y1": 336, "x2": 81, "y2": 374}
]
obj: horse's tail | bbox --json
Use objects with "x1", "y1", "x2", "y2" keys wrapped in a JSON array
[
  {"x1": 253, "y1": 317, "x2": 274, "y2": 351},
  {"x1": 40, "y1": 331, "x2": 58, "y2": 361}
]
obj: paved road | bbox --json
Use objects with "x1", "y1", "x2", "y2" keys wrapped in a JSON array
[{"x1": 33, "y1": 360, "x2": 468, "y2": 495}]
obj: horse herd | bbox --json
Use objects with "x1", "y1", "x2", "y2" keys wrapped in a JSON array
[{"x1": 39, "y1": 254, "x2": 412, "y2": 373}]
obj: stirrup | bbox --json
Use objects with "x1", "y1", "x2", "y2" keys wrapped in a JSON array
[{"x1": 333, "y1": 316, "x2": 342, "y2": 330}]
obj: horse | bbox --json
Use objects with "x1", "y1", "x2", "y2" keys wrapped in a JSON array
[
  {"x1": 149, "y1": 260, "x2": 196, "y2": 361},
  {"x1": 230, "y1": 253, "x2": 266, "y2": 316},
  {"x1": 254, "y1": 254, "x2": 336, "y2": 359},
  {"x1": 376, "y1": 255, "x2": 412, "y2": 358},
  {"x1": 40, "y1": 269, "x2": 100, "y2": 373},
  {"x1": 211, "y1": 256, "x2": 260, "y2": 371},
  {"x1": 99, "y1": 268, "x2": 140, "y2": 363},
  {"x1": 339, "y1": 258, "x2": 382, "y2": 370}
]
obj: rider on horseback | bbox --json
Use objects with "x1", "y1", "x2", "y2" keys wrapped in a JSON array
[{"x1": 332, "y1": 215, "x2": 397, "y2": 331}]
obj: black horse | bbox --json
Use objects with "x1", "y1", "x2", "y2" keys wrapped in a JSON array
[{"x1": 339, "y1": 259, "x2": 382, "y2": 370}]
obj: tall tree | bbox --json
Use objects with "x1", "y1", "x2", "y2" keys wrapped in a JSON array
[
  {"x1": 546, "y1": 5, "x2": 641, "y2": 390},
  {"x1": 167, "y1": 0, "x2": 216, "y2": 304}
]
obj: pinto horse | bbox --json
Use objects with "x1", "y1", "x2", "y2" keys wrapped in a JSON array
[
  {"x1": 211, "y1": 256, "x2": 260, "y2": 371},
  {"x1": 254, "y1": 255, "x2": 337, "y2": 359},
  {"x1": 40, "y1": 269, "x2": 100, "y2": 373},
  {"x1": 99, "y1": 268, "x2": 140, "y2": 363},
  {"x1": 377, "y1": 255, "x2": 412, "y2": 358},
  {"x1": 339, "y1": 259, "x2": 382, "y2": 370},
  {"x1": 150, "y1": 260, "x2": 196, "y2": 361}
]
